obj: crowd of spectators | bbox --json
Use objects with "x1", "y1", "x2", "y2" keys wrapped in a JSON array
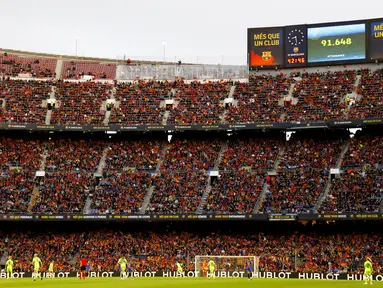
[
  {"x1": 0, "y1": 229, "x2": 372, "y2": 273},
  {"x1": 168, "y1": 81, "x2": 231, "y2": 124},
  {"x1": 286, "y1": 70, "x2": 356, "y2": 122},
  {"x1": 261, "y1": 169, "x2": 328, "y2": 214},
  {"x1": 349, "y1": 69, "x2": 383, "y2": 119},
  {"x1": 3, "y1": 231, "x2": 82, "y2": 272},
  {"x1": 91, "y1": 172, "x2": 152, "y2": 214},
  {"x1": 147, "y1": 172, "x2": 207, "y2": 214},
  {"x1": 0, "y1": 54, "x2": 56, "y2": 78},
  {"x1": 162, "y1": 138, "x2": 221, "y2": 172},
  {"x1": 225, "y1": 74, "x2": 293, "y2": 123},
  {"x1": 51, "y1": 81, "x2": 112, "y2": 125},
  {"x1": 32, "y1": 173, "x2": 96, "y2": 214},
  {"x1": 0, "y1": 137, "x2": 44, "y2": 171},
  {"x1": 281, "y1": 138, "x2": 344, "y2": 170},
  {"x1": 320, "y1": 168, "x2": 383, "y2": 213},
  {"x1": 342, "y1": 135, "x2": 383, "y2": 168},
  {"x1": 220, "y1": 138, "x2": 282, "y2": 171},
  {"x1": 45, "y1": 139, "x2": 105, "y2": 173},
  {"x1": 204, "y1": 171, "x2": 264, "y2": 214},
  {"x1": 0, "y1": 79, "x2": 53, "y2": 124},
  {"x1": 110, "y1": 80, "x2": 170, "y2": 125},
  {"x1": 0, "y1": 171, "x2": 35, "y2": 213},
  {"x1": 61, "y1": 61, "x2": 116, "y2": 80},
  {"x1": 260, "y1": 135, "x2": 344, "y2": 213},
  {"x1": 1, "y1": 69, "x2": 383, "y2": 125},
  {"x1": 104, "y1": 139, "x2": 164, "y2": 172}
]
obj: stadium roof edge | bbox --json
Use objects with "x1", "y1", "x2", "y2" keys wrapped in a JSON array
[{"x1": 0, "y1": 48, "x2": 191, "y2": 65}]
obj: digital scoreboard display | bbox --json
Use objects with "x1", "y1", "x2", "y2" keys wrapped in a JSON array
[
  {"x1": 248, "y1": 27, "x2": 284, "y2": 67},
  {"x1": 285, "y1": 25, "x2": 307, "y2": 67},
  {"x1": 370, "y1": 21, "x2": 383, "y2": 60},
  {"x1": 248, "y1": 19, "x2": 380, "y2": 69},
  {"x1": 307, "y1": 23, "x2": 366, "y2": 63}
]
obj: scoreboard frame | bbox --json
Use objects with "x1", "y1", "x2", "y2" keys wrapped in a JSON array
[{"x1": 248, "y1": 17, "x2": 383, "y2": 69}]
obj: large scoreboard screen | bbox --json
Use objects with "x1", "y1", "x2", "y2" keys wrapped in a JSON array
[
  {"x1": 248, "y1": 27, "x2": 284, "y2": 67},
  {"x1": 370, "y1": 21, "x2": 383, "y2": 60},
  {"x1": 308, "y1": 23, "x2": 366, "y2": 63},
  {"x1": 248, "y1": 18, "x2": 381, "y2": 68}
]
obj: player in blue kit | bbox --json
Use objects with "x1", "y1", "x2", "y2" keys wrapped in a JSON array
[{"x1": 245, "y1": 259, "x2": 253, "y2": 280}]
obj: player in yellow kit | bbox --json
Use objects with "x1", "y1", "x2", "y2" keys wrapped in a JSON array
[
  {"x1": 5, "y1": 256, "x2": 13, "y2": 279},
  {"x1": 176, "y1": 261, "x2": 184, "y2": 277},
  {"x1": 32, "y1": 254, "x2": 43, "y2": 281},
  {"x1": 363, "y1": 257, "x2": 373, "y2": 285},
  {"x1": 48, "y1": 260, "x2": 55, "y2": 278},
  {"x1": 117, "y1": 256, "x2": 128, "y2": 280},
  {"x1": 208, "y1": 258, "x2": 216, "y2": 280}
]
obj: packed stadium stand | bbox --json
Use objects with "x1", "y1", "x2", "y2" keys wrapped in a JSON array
[
  {"x1": 32, "y1": 172, "x2": 96, "y2": 214},
  {"x1": 0, "y1": 222, "x2": 382, "y2": 273},
  {"x1": 168, "y1": 80, "x2": 231, "y2": 124},
  {"x1": 109, "y1": 81, "x2": 169, "y2": 125},
  {"x1": 90, "y1": 172, "x2": 152, "y2": 214},
  {"x1": 51, "y1": 81, "x2": 112, "y2": 125},
  {"x1": 349, "y1": 69, "x2": 383, "y2": 119},
  {"x1": 0, "y1": 171, "x2": 35, "y2": 214},
  {"x1": 0, "y1": 79, "x2": 53, "y2": 124},
  {"x1": 204, "y1": 171, "x2": 264, "y2": 214},
  {"x1": 225, "y1": 74, "x2": 292, "y2": 123},
  {"x1": 0, "y1": 51, "x2": 383, "y2": 279},
  {"x1": 104, "y1": 138, "x2": 164, "y2": 172},
  {"x1": 286, "y1": 70, "x2": 356, "y2": 121}
]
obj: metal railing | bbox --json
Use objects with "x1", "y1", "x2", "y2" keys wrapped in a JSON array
[{"x1": 116, "y1": 64, "x2": 248, "y2": 81}]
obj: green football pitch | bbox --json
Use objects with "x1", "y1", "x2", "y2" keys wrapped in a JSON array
[{"x1": 0, "y1": 278, "x2": 380, "y2": 287}]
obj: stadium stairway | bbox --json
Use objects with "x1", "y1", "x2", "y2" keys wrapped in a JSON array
[
  {"x1": 273, "y1": 146, "x2": 285, "y2": 171},
  {"x1": 139, "y1": 186, "x2": 155, "y2": 214},
  {"x1": 111, "y1": 86, "x2": 117, "y2": 100},
  {"x1": 28, "y1": 147, "x2": 49, "y2": 212},
  {"x1": 220, "y1": 84, "x2": 236, "y2": 124},
  {"x1": 139, "y1": 142, "x2": 169, "y2": 214},
  {"x1": 353, "y1": 74, "x2": 362, "y2": 101},
  {"x1": 39, "y1": 147, "x2": 49, "y2": 171},
  {"x1": 83, "y1": 147, "x2": 110, "y2": 214},
  {"x1": 286, "y1": 82, "x2": 298, "y2": 105},
  {"x1": 344, "y1": 75, "x2": 362, "y2": 117},
  {"x1": 213, "y1": 142, "x2": 228, "y2": 170},
  {"x1": 195, "y1": 174, "x2": 212, "y2": 215},
  {"x1": 252, "y1": 146, "x2": 285, "y2": 213},
  {"x1": 335, "y1": 140, "x2": 350, "y2": 169},
  {"x1": 103, "y1": 87, "x2": 117, "y2": 124},
  {"x1": 253, "y1": 181, "x2": 269, "y2": 213},
  {"x1": 45, "y1": 86, "x2": 56, "y2": 124},
  {"x1": 314, "y1": 171, "x2": 332, "y2": 213},
  {"x1": 162, "y1": 111, "x2": 170, "y2": 125},
  {"x1": 229, "y1": 84, "x2": 236, "y2": 98},
  {"x1": 55, "y1": 59, "x2": 63, "y2": 79},
  {"x1": 83, "y1": 196, "x2": 92, "y2": 214},
  {"x1": 195, "y1": 142, "x2": 228, "y2": 214},
  {"x1": 96, "y1": 148, "x2": 109, "y2": 175},
  {"x1": 45, "y1": 110, "x2": 52, "y2": 125},
  {"x1": 101, "y1": 101, "x2": 110, "y2": 125},
  {"x1": 27, "y1": 183, "x2": 41, "y2": 213},
  {"x1": 155, "y1": 142, "x2": 168, "y2": 173},
  {"x1": 170, "y1": 88, "x2": 176, "y2": 98}
]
